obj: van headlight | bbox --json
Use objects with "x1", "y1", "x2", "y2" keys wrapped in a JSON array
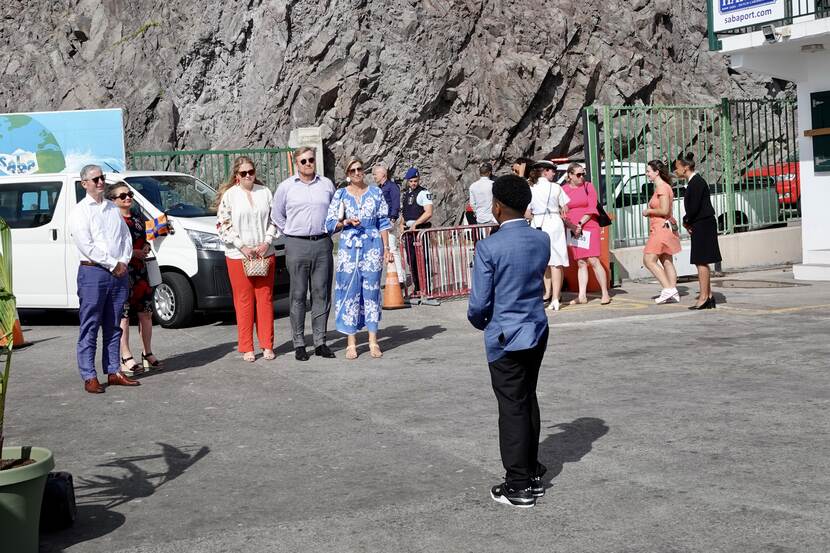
[{"x1": 186, "y1": 229, "x2": 225, "y2": 251}]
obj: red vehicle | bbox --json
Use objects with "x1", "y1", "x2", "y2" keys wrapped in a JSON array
[{"x1": 745, "y1": 162, "x2": 801, "y2": 214}]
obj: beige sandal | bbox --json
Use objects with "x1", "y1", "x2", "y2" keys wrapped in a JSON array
[
  {"x1": 242, "y1": 351, "x2": 256, "y2": 362},
  {"x1": 369, "y1": 343, "x2": 383, "y2": 358},
  {"x1": 345, "y1": 345, "x2": 358, "y2": 360},
  {"x1": 262, "y1": 349, "x2": 276, "y2": 360}
]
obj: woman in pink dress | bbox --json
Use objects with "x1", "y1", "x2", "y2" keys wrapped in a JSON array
[
  {"x1": 562, "y1": 163, "x2": 611, "y2": 305},
  {"x1": 643, "y1": 160, "x2": 682, "y2": 304}
]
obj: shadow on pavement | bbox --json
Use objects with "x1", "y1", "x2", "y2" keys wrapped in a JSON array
[
  {"x1": 273, "y1": 324, "x2": 447, "y2": 356},
  {"x1": 137, "y1": 341, "x2": 237, "y2": 377},
  {"x1": 539, "y1": 417, "x2": 609, "y2": 487},
  {"x1": 40, "y1": 442, "x2": 209, "y2": 553}
]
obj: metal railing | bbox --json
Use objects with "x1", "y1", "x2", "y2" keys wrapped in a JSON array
[
  {"x1": 708, "y1": 0, "x2": 830, "y2": 50},
  {"x1": 400, "y1": 225, "x2": 497, "y2": 301},
  {"x1": 584, "y1": 99, "x2": 798, "y2": 248},
  {"x1": 128, "y1": 148, "x2": 294, "y2": 191}
]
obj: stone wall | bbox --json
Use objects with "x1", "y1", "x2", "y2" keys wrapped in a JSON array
[{"x1": 0, "y1": 0, "x2": 787, "y2": 223}]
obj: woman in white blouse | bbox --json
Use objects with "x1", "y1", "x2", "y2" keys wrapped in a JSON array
[
  {"x1": 215, "y1": 156, "x2": 277, "y2": 362},
  {"x1": 526, "y1": 160, "x2": 569, "y2": 311}
]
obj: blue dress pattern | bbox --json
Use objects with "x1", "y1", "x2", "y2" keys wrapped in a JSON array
[{"x1": 325, "y1": 186, "x2": 392, "y2": 335}]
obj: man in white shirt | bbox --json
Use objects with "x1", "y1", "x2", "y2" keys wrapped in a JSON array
[
  {"x1": 69, "y1": 164, "x2": 138, "y2": 393},
  {"x1": 468, "y1": 162, "x2": 496, "y2": 225}
]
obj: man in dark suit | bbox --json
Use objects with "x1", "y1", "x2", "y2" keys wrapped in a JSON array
[{"x1": 468, "y1": 174, "x2": 551, "y2": 508}]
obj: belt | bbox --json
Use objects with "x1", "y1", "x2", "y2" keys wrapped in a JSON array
[
  {"x1": 285, "y1": 234, "x2": 328, "y2": 241},
  {"x1": 80, "y1": 261, "x2": 105, "y2": 269}
]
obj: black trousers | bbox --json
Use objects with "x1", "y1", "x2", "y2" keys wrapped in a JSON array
[
  {"x1": 488, "y1": 327, "x2": 548, "y2": 489},
  {"x1": 402, "y1": 224, "x2": 430, "y2": 293}
]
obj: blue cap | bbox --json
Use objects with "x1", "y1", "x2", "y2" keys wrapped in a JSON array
[{"x1": 404, "y1": 167, "x2": 419, "y2": 180}]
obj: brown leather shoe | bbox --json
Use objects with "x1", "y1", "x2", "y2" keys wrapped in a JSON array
[
  {"x1": 107, "y1": 372, "x2": 141, "y2": 386},
  {"x1": 84, "y1": 378, "x2": 105, "y2": 394}
]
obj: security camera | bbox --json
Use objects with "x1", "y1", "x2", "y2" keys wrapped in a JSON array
[{"x1": 761, "y1": 24, "x2": 778, "y2": 44}]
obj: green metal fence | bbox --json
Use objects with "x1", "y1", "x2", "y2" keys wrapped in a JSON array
[
  {"x1": 128, "y1": 148, "x2": 294, "y2": 191},
  {"x1": 707, "y1": 0, "x2": 830, "y2": 51},
  {"x1": 584, "y1": 98, "x2": 799, "y2": 248}
]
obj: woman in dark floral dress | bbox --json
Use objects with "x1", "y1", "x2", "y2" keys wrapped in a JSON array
[{"x1": 107, "y1": 182, "x2": 163, "y2": 375}]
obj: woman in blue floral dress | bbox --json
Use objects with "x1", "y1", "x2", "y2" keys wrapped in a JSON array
[{"x1": 325, "y1": 157, "x2": 394, "y2": 359}]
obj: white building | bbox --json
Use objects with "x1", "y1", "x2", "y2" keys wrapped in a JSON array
[{"x1": 708, "y1": 1, "x2": 830, "y2": 279}]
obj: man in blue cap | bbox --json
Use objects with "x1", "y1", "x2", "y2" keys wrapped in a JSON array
[{"x1": 400, "y1": 167, "x2": 433, "y2": 295}]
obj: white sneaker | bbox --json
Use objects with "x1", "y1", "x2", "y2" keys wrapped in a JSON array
[
  {"x1": 655, "y1": 288, "x2": 674, "y2": 304},
  {"x1": 547, "y1": 299, "x2": 560, "y2": 311}
]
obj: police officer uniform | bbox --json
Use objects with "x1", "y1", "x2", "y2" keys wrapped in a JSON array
[
  {"x1": 401, "y1": 169, "x2": 433, "y2": 294},
  {"x1": 402, "y1": 185, "x2": 433, "y2": 230}
]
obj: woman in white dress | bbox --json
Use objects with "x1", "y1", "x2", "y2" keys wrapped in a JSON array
[{"x1": 526, "y1": 160, "x2": 569, "y2": 311}]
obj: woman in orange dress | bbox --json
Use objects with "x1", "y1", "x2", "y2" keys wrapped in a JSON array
[{"x1": 642, "y1": 160, "x2": 681, "y2": 304}]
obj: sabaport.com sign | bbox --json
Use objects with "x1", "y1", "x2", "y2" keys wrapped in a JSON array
[{"x1": 713, "y1": 0, "x2": 785, "y2": 32}]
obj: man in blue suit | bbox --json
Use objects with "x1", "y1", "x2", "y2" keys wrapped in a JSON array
[{"x1": 468, "y1": 174, "x2": 550, "y2": 508}]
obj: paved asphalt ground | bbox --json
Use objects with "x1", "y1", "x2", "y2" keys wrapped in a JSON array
[{"x1": 6, "y1": 268, "x2": 829, "y2": 552}]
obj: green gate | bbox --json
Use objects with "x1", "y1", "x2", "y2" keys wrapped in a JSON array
[
  {"x1": 584, "y1": 99, "x2": 798, "y2": 248},
  {"x1": 128, "y1": 148, "x2": 295, "y2": 191}
]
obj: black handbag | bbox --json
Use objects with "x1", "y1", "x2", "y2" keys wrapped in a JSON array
[
  {"x1": 584, "y1": 182, "x2": 612, "y2": 227},
  {"x1": 40, "y1": 472, "x2": 77, "y2": 531},
  {"x1": 596, "y1": 201, "x2": 612, "y2": 227}
]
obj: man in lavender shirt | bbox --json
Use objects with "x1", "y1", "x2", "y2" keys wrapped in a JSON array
[{"x1": 271, "y1": 146, "x2": 336, "y2": 361}]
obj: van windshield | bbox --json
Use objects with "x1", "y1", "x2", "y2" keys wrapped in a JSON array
[{"x1": 124, "y1": 175, "x2": 216, "y2": 217}]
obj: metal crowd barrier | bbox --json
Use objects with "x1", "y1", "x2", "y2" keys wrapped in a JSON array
[{"x1": 399, "y1": 224, "x2": 497, "y2": 302}]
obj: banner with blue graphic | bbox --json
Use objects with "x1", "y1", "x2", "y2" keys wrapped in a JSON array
[
  {"x1": 0, "y1": 108, "x2": 125, "y2": 177},
  {"x1": 713, "y1": 0, "x2": 785, "y2": 32}
]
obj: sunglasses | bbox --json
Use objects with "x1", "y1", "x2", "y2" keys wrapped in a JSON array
[
  {"x1": 299, "y1": 157, "x2": 316, "y2": 166},
  {"x1": 110, "y1": 191, "x2": 134, "y2": 201},
  {"x1": 86, "y1": 175, "x2": 106, "y2": 184},
  {"x1": 348, "y1": 166, "x2": 364, "y2": 174},
  {"x1": 573, "y1": 172, "x2": 586, "y2": 177},
  {"x1": 237, "y1": 169, "x2": 256, "y2": 178}
]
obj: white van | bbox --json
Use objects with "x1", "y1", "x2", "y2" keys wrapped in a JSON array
[{"x1": 0, "y1": 170, "x2": 288, "y2": 327}]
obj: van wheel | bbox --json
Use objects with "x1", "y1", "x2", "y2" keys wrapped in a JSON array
[{"x1": 153, "y1": 272, "x2": 194, "y2": 328}]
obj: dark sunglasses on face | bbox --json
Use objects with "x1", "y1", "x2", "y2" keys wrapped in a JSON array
[
  {"x1": 87, "y1": 175, "x2": 106, "y2": 184},
  {"x1": 573, "y1": 172, "x2": 585, "y2": 178},
  {"x1": 238, "y1": 169, "x2": 256, "y2": 178},
  {"x1": 348, "y1": 166, "x2": 364, "y2": 174},
  {"x1": 110, "y1": 191, "x2": 134, "y2": 200},
  {"x1": 299, "y1": 157, "x2": 316, "y2": 166}
]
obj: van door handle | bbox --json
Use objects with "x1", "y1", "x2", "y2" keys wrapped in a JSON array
[{"x1": 51, "y1": 229, "x2": 58, "y2": 241}]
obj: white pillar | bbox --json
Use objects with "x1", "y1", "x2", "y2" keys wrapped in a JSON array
[{"x1": 793, "y1": 55, "x2": 830, "y2": 280}]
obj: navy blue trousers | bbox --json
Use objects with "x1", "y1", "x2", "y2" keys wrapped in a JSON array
[{"x1": 76, "y1": 265, "x2": 129, "y2": 381}]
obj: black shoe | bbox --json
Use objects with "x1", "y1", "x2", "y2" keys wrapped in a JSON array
[
  {"x1": 315, "y1": 344, "x2": 336, "y2": 358},
  {"x1": 490, "y1": 483, "x2": 535, "y2": 508},
  {"x1": 688, "y1": 296, "x2": 716, "y2": 310},
  {"x1": 530, "y1": 476, "x2": 545, "y2": 497},
  {"x1": 531, "y1": 463, "x2": 547, "y2": 497},
  {"x1": 294, "y1": 347, "x2": 309, "y2": 361}
]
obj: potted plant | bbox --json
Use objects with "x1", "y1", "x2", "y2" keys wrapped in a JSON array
[{"x1": 0, "y1": 217, "x2": 54, "y2": 552}]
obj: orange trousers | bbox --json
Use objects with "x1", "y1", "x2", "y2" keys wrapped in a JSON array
[{"x1": 226, "y1": 256, "x2": 275, "y2": 352}]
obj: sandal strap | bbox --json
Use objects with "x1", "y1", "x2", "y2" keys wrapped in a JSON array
[
  {"x1": 121, "y1": 356, "x2": 134, "y2": 362},
  {"x1": 142, "y1": 352, "x2": 154, "y2": 358}
]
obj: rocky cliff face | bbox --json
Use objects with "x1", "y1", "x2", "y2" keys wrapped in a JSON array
[{"x1": 0, "y1": 0, "x2": 785, "y2": 223}]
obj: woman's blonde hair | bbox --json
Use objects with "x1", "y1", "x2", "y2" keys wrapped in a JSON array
[
  {"x1": 567, "y1": 162, "x2": 584, "y2": 175},
  {"x1": 343, "y1": 156, "x2": 364, "y2": 177},
  {"x1": 212, "y1": 156, "x2": 257, "y2": 209}
]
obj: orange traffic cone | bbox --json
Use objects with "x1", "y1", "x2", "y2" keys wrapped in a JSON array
[
  {"x1": 0, "y1": 317, "x2": 29, "y2": 349},
  {"x1": 383, "y1": 263, "x2": 406, "y2": 310}
]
